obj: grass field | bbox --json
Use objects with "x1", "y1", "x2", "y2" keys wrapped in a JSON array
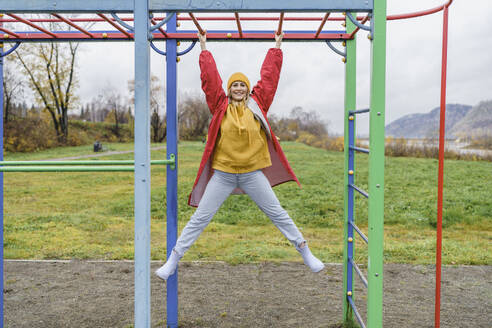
[{"x1": 3, "y1": 141, "x2": 491, "y2": 265}]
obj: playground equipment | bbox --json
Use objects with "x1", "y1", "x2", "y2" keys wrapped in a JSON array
[{"x1": 0, "y1": 1, "x2": 453, "y2": 327}]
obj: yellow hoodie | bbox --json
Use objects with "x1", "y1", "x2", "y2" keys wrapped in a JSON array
[{"x1": 212, "y1": 101, "x2": 271, "y2": 173}]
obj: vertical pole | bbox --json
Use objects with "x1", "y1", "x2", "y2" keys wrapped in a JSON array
[
  {"x1": 435, "y1": 5, "x2": 449, "y2": 328},
  {"x1": 134, "y1": 0, "x2": 151, "y2": 327},
  {"x1": 342, "y1": 15, "x2": 357, "y2": 324},
  {"x1": 367, "y1": 0, "x2": 386, "y2": 327},
  {"x1": 165, "y1": 12, "x2": 179, "y2": 328},
  {"x1": 0, "y1": 40, "x2": 4, "y2": 328}
]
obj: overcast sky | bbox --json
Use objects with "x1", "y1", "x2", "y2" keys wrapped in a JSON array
[{"x1": 73, "y1": 0, "x2": 491, "y2": 135}]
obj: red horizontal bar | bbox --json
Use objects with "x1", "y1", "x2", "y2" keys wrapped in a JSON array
[
  {"x1": 388, "y1": 0, "x2": 451, "y2": 20},
  {"x1": 0, "y1": 26, "x2": 21, "y2": 38},
  {"x1": 5, "y1": 31, "x2": 350, "y2": 41},
  {"x1": 160, "y1": 32, "x2": 349, "y2": 40},
  {"x1": 0, "y1": 17, "x2": 135, "y2": 23},
  {"x1": 0, "y1": 32, "x2": 132, "y2": 40}
]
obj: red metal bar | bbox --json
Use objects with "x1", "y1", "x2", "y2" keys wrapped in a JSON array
[
  {"x1": 177, "y1": 16, "x2": 326, "y2": 21},
  {"x1": 435, "y1": 5, "x2": 449, "y2": 328},
  {"x1": 6, "y1": 13, "x2": 57, "y2": 38},
  {"x1": 1, "y1": 31, "x2": 350, "y2": 41},
  {"x1": 277, "y1": 12, "x2": 284, "y2": 35},
  {"x1": 388, "y1": 0, "x2": 453, "y2": 20},
  {"x1": 188, "y1": 13, "x2": 205, "y2": 35},
  {"x1": 234, "y1": 13, "x2": 243, "y2": 38},
  {"x1": 0, "y1": 26, "x2": 21, "y2": 38},
  {"x1": 160, "y1": 32, "x2": 349, "y2": 40},
  {"x1": 348, "y1": 14, "x2": 370, "y2": 39},
  {"x1": 151, "y1": 18, "x2": 168, "y2": 38},
  {"x1": 0, "y1": 1, "x2": 455, "y2": 26},
  {"x1": 314, "y1": 13, "x2": 331, "y2": 39},
  {"x1": 51, "y1": 13, "x2": 94, "y2": 38},
  {"x1": 96, "y1": 14, "x2": 132, "y2": 38}
]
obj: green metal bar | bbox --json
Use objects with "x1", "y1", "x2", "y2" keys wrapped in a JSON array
[
  {"x1": 0, "y1": 160, "x2": 172, "y2": 166},
  {"x1": 342, "y1": 13, "x2": 357, "y2": 324},
  {"x1": 367, "y1": 0, "x2": 386, "y2": 327},
  {"x1": 0, "y1": 166, "x2": 139, "y2": 172}
]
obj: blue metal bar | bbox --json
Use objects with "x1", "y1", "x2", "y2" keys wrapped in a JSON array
[
  {"x1": 177, "y1": 41, "x2": 197, "y2": 56},
  {"x1": 349, "y1": 221, "x2": 369, "y2": 244},
  {"x1": 347, "y1": 97, "x2": 356, "y2": 321},
  {"x1": 0, "y1": 42, "x2": 21, "y2": 58},
  {"x1": 1, "y1": 0, "x2": 374, "y2": 13},
  {"x1": 349, "y1": 184, "x2": 369, "y2": 198},
  {"x1": 326, "y1": 40, "x2": 346, "y2": 58},
  {"x1": 346, "y1": 12, "x2": 371, "y2": 31},
  {"x1": 150, "y1": 41, "x2": 166, "y2": 56},
  {"x1": 1, "y1": 40, "x2": 5, "y2": 328},
  {"x1": 165, "y1": 12, "x2": 179, "y2": 328},
  {"x1": 347, "y1": 296, "x2": 367, "y2": 328},
  {"x1": 134, "y1": 0, "x2": 151, "y2": 326},
  {"x1": 149, "y1": 12, "x2": 175, "y2": 32},
  {"x1": 349, "y1": 145, "x2": 369, "y2": 154},
  {"x1": 349, "y1": 258, "x2": 368, "y2": 288},
  {"x1": 150, "y1": 40, "x2": 197, "y2": 57},
  {"x1": 349, "y1": 108, "x2": 370, "y2": 114},
  {"x1": 110, "y1": 13, "x2": 134, "y2": 31}
]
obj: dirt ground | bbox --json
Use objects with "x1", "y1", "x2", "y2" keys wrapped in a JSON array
[{"x1": 4, "y1": 260, "x2": 491, "y2": 328}]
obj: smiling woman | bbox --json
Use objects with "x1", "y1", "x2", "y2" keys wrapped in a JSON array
[{"x1": 155, "y1": 31, "x2": 326, "y2": 281}]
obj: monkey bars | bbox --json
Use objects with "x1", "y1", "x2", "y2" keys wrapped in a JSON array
[
  {"x1": 0, "y1": 0, "x2": 454, "y2": 327},
  {"x1": 0, "y1": 12, "x2": 358, "y2": 42}
]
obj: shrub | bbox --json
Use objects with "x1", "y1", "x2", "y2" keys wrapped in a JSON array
[{"x1": 4, "y1": 115, "x2": 58, "y2": 152}]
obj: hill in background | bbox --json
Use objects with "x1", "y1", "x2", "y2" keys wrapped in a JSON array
[
  {"x1": 450, "y1": 100, "x2": 492, "y2": 139},
  {"x1": 386, "y1": 104, "x2": 472, "y2": 139}
]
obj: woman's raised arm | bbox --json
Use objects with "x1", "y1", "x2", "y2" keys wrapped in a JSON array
[
  {"x1": 251, "y1": 33, "x2": 284, "y2": 112},
  {"x1": 198, "y1": 32, "x2": 227, "y2": 114}
]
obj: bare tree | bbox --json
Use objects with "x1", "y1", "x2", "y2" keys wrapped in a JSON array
[
  {"x1": 99, "y1": 87, "x2": 128, "y2": 137},
  {"x1": 178, "y1": 93, "x2": 211, "y2": 140},
  {"x1": 128, "y1": 75, "x2": 165, "y2": 142},
  {"x1": 2, "y1": 56, "x2": 25, "y2": 123},
  {"x1": 289, "y1": 106, "x2": 328, "y2": 137},
  {"x1": 14, "y1": 16, "x2": 83, "y2": 142}
]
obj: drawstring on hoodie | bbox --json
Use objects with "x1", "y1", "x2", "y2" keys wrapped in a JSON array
[{"x1": 228, "y1": 101, "x2": 252, "y2": 146}]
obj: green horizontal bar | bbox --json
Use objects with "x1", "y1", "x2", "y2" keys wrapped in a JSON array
[
  {"x1": 1, "y1": 166, "x2": 139, "y2": 172},
  {"x1": 0, "y1": 160, "x2": 172, "y2": 166}
]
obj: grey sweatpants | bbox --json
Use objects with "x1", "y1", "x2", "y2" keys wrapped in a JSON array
[{"x1": 173, "y1": 169, "x2": 306, "y2": 256}]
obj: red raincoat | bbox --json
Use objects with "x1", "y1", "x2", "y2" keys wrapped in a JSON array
[{"x1": 188, "y1": 48, "x2": 301, "y2": 207}]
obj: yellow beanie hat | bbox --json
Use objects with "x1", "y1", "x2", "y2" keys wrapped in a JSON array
[{"x1": 227, "y1": 72, "x2": 250, "y2": 92}]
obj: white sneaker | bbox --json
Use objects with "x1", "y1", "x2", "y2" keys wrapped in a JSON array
[
  {"x1": 155, "y1": 250, "x2": 182, "y2": 281},
  {"x1": 297, "y1": 244, "x2": 325, "y2": 273}
]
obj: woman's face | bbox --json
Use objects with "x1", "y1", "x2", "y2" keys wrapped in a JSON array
[{"x1": 229, "y1": 81, "x2": 248, "y2": 101}]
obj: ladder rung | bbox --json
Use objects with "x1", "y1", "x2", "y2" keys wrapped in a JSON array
[
  {"x1": 349, "y1": 258, "x2": 368, "y2": 288},
  {"x1": 349, "y1": 221, "x2": 369, "y2": 243},
  {"x1": 349, "y1": 108, "x2": 370, "y2": 115},
  {"x1": 348, "y1": 184, "x2": 369, "y2": 198},
  {"x1": 347, "y1": 296, "x2": 367, "y2": 328},
  {"x1": 349, "y1": 145, "x2": 369, "y2": 154}
]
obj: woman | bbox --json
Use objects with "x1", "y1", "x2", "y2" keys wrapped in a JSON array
[{"x1": 156, "y1": 32, "x2": 324, "y2": 280}]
